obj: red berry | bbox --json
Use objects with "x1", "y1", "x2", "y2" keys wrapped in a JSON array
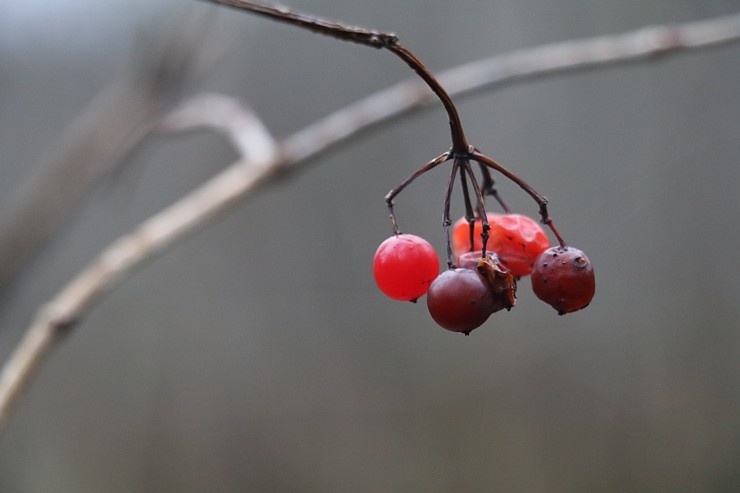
[
  {"x1": 373, "y1": 234, "x2": 439, "y2": 301},
  {"x1": 531, "y1": 246, "x2": 595, "y2": 314},
  {"x1": 452, "y1": 213, "x2": 550, "y2": 277},
  {"x1": 426, "y1": 268, "x2": 495, "y2": 333},
  {"x1": 451, "y1": 215, "x2": 486, "y2": 257}
]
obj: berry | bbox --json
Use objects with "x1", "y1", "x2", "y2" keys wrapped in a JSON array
[
  {"x1": 373, "y1": 234, "x2": 439, "y2": 301},
  {"x1": 426, "y1": 268, "x2": 495, "y2": 333},
  {"x1": 531, "y1": 246, "x2": 595, "y2": 314},
  {"x1": 452, "y1": 213, "x2": 550, "y2": 277},
  {"x1": 451, "y1": 215, "x2": 487, "y2": 257}
]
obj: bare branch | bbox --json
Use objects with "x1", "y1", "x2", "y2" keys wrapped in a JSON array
[
  {"x1": 281, "y1": 11, "x2": 740, "y2": 164},
  {"x1": 0, "y1": 158, "x2": 276, "y2": 430},
  {"x1": 208, "y1": 0, "x2": 397, "y2": 48},
  {"x1": 1, "y1": 11, "x2": 740, "y2": 432},
  {"x1": 159, "y1": 93, "x2": 278, "y2": 162},
  {"x1": 438, "y1": 12, "x2": 740, "y2": 96},
  {"x1": 0, "y1": 14, "x2": 219, "y2": 292},
  {"x1": 207, "y1": 0, "x2": 470, "y2": 150}
]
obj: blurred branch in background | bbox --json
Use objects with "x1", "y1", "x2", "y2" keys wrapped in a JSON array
[
  {"x1": 439, "y1": 11, "x2": 740, "y2": 96},
  {"x1": 0, "y1": 13, "x2": 219, "y2": 292},
  {"x1": 1, "y1": 8, "x2": 740, "y2": 432}
]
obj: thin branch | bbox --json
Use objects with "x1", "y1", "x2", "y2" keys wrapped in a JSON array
[
  {"x1": 0, "y1": 14, "x2": 219, "y2": 292},
  {"x1": 0, "y1": 105, "x2": 279, "y2": 431},
  {"x1": 439, "y1": 12, "x2": 740, "y2": 97},
  {"x1": 384, "y1": 151, "x2": 451, "y2": 235},
  {"x1": 279, "y1": 11, "x2": 740, "y2": 164},
  {"x1": 1, "y1": 11, "x2": 740, "y2": 431},
  {"x1": 158, "y1": 93, "x2": 277, "y2": 161},
  {"x1": 207, "y1": 0, "x2": 469, "y2": 150},
  {"x1": 207, "y1": 0, "x2": 396, "y2": 47}
]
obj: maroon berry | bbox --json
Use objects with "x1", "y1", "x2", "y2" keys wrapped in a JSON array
[
  {"x1": 426, "y1": 268, "x2": 495, "y2": 334},
  {"x1": 531, "y1": 246, "x2": 595, "y2": 314}
]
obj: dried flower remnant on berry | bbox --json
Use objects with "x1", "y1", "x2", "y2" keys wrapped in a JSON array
[{"x1": 475, "y1": 254, "x2": 517, "y2": 312}]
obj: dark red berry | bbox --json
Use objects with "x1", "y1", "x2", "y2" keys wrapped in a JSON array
[
  {"x1": 426, "y1": 268, "x2": 495, "y2": 333},
  {"x1": 531, "y1": 246, "x2": 595, "y2": 314}
]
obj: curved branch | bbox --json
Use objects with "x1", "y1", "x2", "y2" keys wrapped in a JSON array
[
  {"x1": 439, "y1": 12, "x2": 740, "y2": 96},
  {"x1": 208, "y1": 0, "x2": 469, "y2": 149},
  {"x1": 0, "y1": 15, "x2": 220, "y2": 292}
]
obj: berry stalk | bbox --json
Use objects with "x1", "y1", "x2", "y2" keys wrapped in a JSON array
[{"x1": 209, "y1": 0, "x2": 469, "y2": 151}]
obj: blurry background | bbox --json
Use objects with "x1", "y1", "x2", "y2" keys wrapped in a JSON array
[{"x1": 1, "y1": 0, "x2": 740, "y2": 491}]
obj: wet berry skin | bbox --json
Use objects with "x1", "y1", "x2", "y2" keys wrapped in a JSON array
[
  {"x1": 452, "y1": 213, "x2": 550, "y2": 277},
  {"x1": 531, "y1": 246, "x2": 595, "y2": 314},
  {"x1": 426, "y1": 268, "x2": 495, "y2": 333},
  {"x1": 373, "y1": 234, "x2": 439, "y2": 302}
]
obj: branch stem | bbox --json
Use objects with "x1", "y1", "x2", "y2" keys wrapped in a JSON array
[
  {"x1": 385, "y1": 151, "x2": 451, "y2": 234},
  {"x1": 206, "y1": 0, "x2": 468, "y2": 149}
]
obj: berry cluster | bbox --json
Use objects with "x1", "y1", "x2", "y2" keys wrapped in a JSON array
[
  {"x1": 374, "y1": 210, "x2": 595, "y2": 334},
  {"x1": 205, "y1": 0, "x2": 595, "y2": 333},
  {"x1": 342, "y1": 5, "x2": 595, "y2": 332}
]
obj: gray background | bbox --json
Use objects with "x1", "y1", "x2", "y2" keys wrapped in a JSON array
[{"x1": 1, "y1": 0, "x2": 740, "y2": 491}]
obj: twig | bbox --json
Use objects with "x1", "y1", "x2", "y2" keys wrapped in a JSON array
[
  {"x1": 207, "y1": 0, "x2": 469, "y2": 150},
  {"x1": 158, "y1": 92, "x2": 277, "y2": 160},
  {"x1": 0, "y1": 14, "x2": 218, "y2": 292},
  {"x1": 438, "y1": 12, "x2": 740, "y2": 96},
  {"x1": 1, "y1": 10, "x2": 739, "y2": 432},
  {"x1": 0, "y1": 100, "x2": 279, "y2": 431}
]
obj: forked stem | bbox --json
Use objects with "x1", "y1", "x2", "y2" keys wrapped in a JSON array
[
  {"x1": 385, "y1": 151, "x2": 450, "y2": 234},
  {"x1": 470, "y1": 151, "x2": 566, "y2": 246},
  {"x1": 478, "y1": 163, "x2": 511, "y2": 214},
  {"x1": 209, "y1": 1, "x2": 478, "y2": 244},
  {"x1": 209, "y1": 1, "x2": 565, "y2": 246}
]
